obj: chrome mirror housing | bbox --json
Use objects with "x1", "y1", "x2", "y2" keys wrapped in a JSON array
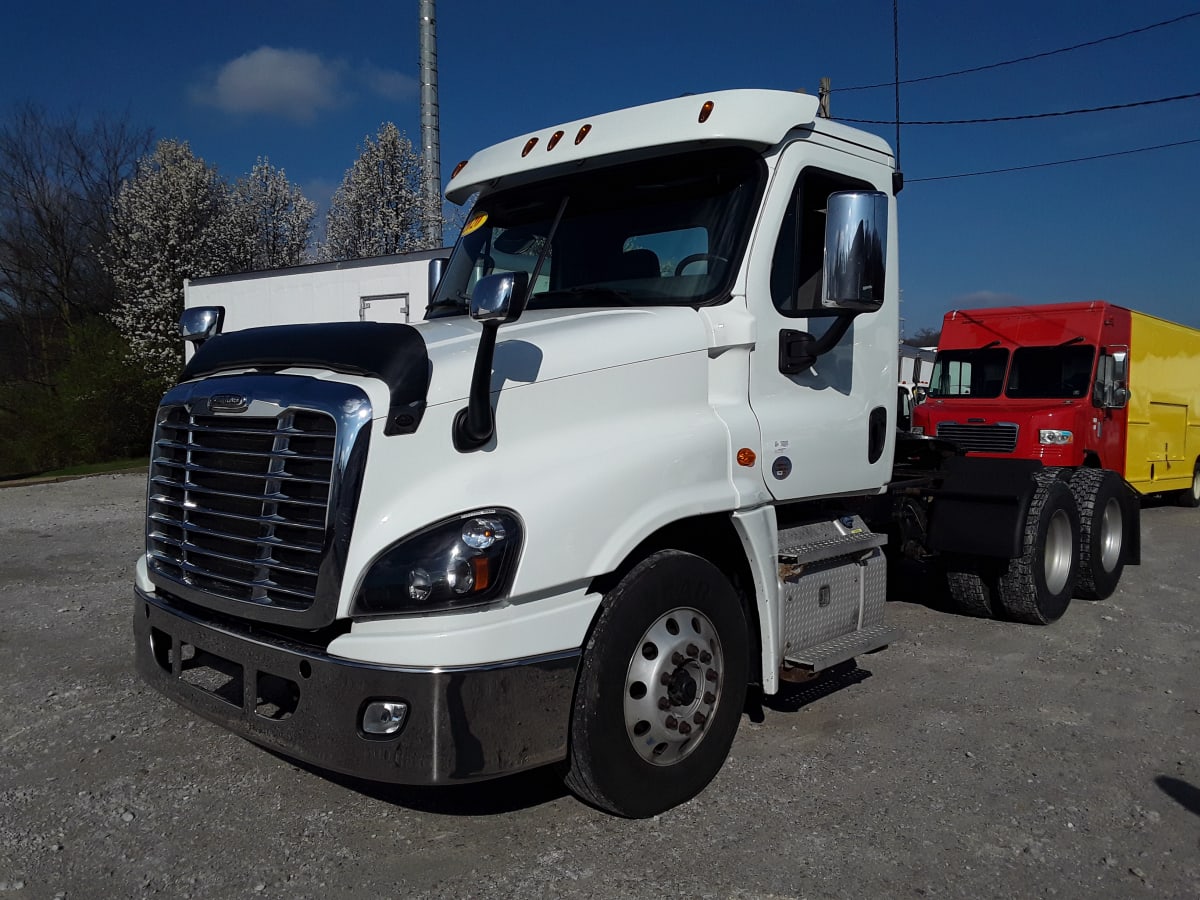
[
  {"x1": 822, "y1": 191, "x2": 888, "y2": 313},
  {"x1": 470, "y1": 272, "x2": 529, "y2": 324},
  {"x1": 179, "y1": 306, "x2": 225, "y2": 347}
]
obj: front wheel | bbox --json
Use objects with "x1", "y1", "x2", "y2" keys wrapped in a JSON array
[
  {"x1": 562, "y1": 550, "x2": 748, "y2": 818},
  {"x1": 994, "y1": 472, "x2": 1081, "y2": 624}
]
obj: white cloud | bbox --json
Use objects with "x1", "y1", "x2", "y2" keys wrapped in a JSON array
[
  {"x1": 361, "y1": 64, "x2": 418, "y2": 101},
  {"x1": 194, "y1": 47, "x2": 344, "y2": 123},
  {"x1": 193, "y1": 49, "x2": 420, "y2": 123}
]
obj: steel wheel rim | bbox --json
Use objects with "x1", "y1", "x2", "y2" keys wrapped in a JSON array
[
  {"x1": 624, "y1": 607, "x2": 723, "y2": 766},
  {"x1": 1044, "y1": 508, "x2": 1074, "y2": 595},
  {"x1": 1192, "y1": 467, "x2": 1200, "y2": 502},
  {"x1": 1099, "y1": 497, "x2": 1123, "y2": 572}
]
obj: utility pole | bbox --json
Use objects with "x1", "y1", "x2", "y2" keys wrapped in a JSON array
[
  {"x1": 818, "y1": 77, "x2": 831, "y2": 118},
  {"x1": 418, "y1": 0, "x2": 444, "y2": 247}
]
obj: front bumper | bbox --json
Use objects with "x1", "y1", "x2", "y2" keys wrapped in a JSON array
[{"x1": 134, "y1": 588, "x2": 580, "y2": 784}]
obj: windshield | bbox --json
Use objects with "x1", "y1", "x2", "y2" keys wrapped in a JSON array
[
  {"x1": 1006, "y1": 345, "x2": 1095, "y2": 398},
  {"x1": 927, "y1": 348, "x2": 1010, "y2": 398},
  {"x1": 427, "y1": 147, "x2": 764, "y2": 317}
]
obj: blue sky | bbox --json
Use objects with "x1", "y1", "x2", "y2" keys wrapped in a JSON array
[{"x1": 4, "y1": 1, "x2": 1198, "y2": 333}]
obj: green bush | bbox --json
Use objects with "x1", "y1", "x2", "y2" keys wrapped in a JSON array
[{"x1": 0, "y1": 320, "x2": 164, "y2": 479}]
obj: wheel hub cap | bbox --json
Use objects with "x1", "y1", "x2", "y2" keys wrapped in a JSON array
[{"x1": 624, "y1": 608, "x2": 723, "y2": 766}]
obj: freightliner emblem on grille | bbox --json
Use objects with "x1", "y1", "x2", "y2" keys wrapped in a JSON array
[{"x1": 206, "y1": 393, "x2": 249, "y2": 413}]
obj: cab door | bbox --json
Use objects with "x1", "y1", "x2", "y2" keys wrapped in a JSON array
[{"x1": 746, "y1": 137, "x2": 898, "y2": 502}]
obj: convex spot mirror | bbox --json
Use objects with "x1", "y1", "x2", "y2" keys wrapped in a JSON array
[
  {"x1": 470, "y1": 271, "x2": 529, "y2": 324},
  {"x1": 822, "y1": 191, "x2": 889, "y2": 313},
  {"x1": 179, "y1": 306, "x2": 224, "y2": 347}
]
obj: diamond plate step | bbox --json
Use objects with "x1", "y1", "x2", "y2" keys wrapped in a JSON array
[
  {"x1": 778, "y1": 517, "x2": 887, "y2": 566},
  {"x1": 783, "y1": 623, "x2": 899, "y2": 672}
]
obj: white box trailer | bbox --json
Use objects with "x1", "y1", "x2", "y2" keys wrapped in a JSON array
[{"x1": 183, "y1": 248, "x2": 449, "y2": 358}]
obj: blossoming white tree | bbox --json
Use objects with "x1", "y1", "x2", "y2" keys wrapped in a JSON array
[
  {"x1": 107, "y1": 144, "x2": 318, "y2": 383},
  {"x1": 106, "y1": 140, "x2": 242, "y2": 383},
  {"x1": 323, "y1": 123, "x2": 440, "y2": 260},
  {"x1": 231, "y1": 157, "x2": 315, "y2": 271}
]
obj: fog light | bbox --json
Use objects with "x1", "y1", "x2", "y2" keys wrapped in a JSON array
[{"x1": 362, "y1": 700, "x2": 408, "y2": 735}]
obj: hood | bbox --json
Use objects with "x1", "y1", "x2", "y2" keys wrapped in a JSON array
[{"x1": 415, "y1": 306, "x2": 711, "y2": 408}]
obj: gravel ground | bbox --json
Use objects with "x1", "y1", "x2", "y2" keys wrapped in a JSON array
[{"x1": 1, "y1": 473, "x2": 1198, "y2": 899}]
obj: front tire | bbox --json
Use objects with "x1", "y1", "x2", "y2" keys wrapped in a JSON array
[
  {"x1": 562, "y1": 550, "x2": 748, "y2": 818},
  {"x1": 1069, "y1": 467, "x2": 1128, "y2": 600},
  {"x1": 995, "y1": 471, "x2": 1081, "y2": 624}
]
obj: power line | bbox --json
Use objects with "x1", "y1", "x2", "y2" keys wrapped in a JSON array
[
  {"x1": 838, "y1": 91, "x2": 1200, "y2": 125},
  {"x1": 909, "y1": 138, "x2": 1200, "y2": 183},
  {"x1": 836, "y1": 10, "x2": 1200, "y2": 92}
]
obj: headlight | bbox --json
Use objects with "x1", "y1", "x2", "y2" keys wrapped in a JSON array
[
  {"x1": 352, "y1": 510, "x2": 522, "y2": 617},
  {"x1": 1039, "y1": 429, "x2": 1073, "y2": 445},
  {"x1": 909, "y1": 425, "x2": 925, "y2": 435}
]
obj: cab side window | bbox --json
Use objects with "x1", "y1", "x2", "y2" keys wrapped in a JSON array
[{"x1": 771, "y1": 167, "x2": 873, "y2": 316}]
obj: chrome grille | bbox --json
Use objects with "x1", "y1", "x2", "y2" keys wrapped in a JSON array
[
  {"x1": 147, "y1": 405, "x2": 336, "y2": 611},
  {"x1": 936, "y1": 422, "x2": 1019, "y2": 453}
]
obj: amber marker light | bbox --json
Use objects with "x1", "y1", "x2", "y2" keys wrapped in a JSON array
[
  {"x1": 521, "y1": 137, "x2": 539, "y2": 157},
  {"x1": 547, "y1": 130, "x2": 565, "y2": 151},
  {"x1": 698, "y1": 100, "x2": 715, "y2": 123},
  {"x1": 737, "y1": 448, "x2": 757, "y2": 467},
  {"x1": 470, "y1": 556, "x2": 491, "y2": 591},
  {"x1": 450, "y1": 159, "x2": 468, "y2": 179},
  {"x1": 575, "y1": 123, "x2": 592, "y2": 145}
]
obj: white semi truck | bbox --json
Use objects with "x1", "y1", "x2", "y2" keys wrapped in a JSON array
[{"x1": 133, "y1": 89, "x2": 1139, "y2": 817}]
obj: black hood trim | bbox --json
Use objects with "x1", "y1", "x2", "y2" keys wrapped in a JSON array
[{"x1": 180, "y1": 322, "x2": 430, "y2": 435}]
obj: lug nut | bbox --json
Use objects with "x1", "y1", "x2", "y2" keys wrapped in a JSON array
[
  {"x1": 703, "y1": 691, "x2": 716, "y2": 704},
  {"x1": 705, "y1": 668, "x2": 717, "y2": 682},
  {"x1": 665, "y1": 716, "x2": 678, "y2": 730},
  {"x1": 660, "y1": 672, "x2": 671, "y2": 686},
  {"x1": 658, "y1": 697, "x2": 671, "y2": 711},
  {"x1": 671, "y1": 651, "x2": 685, "y2": 666},
  {"x1": 686, "y1": 643, "x2": 699, "y2": 658},
  {"x1": 678, "y1": 721, "x2": 693, "y2": 735},
  {"x1": 693, "y1": 712, "x2": 707, "y2": 725},
  {"x1": 699, "y1": 651, "x2": 712, "y2": 664}
]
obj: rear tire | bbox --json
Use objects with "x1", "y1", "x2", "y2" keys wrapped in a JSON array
[
  {"x1": 562, "y1": 550, "x2": 748, "y2": 818},
  {"x1": 1068, "y1": 468, "x2": 1128, "y2": 600},
  {"x1": 944, "y1": 556, "x2": 998, "y2": 618},
  {"x1": 1177, "y1": 458, "x2": 1200, "y2": 508},
  {"x1": 995, "y1": 471, "x2": 1080, "y2": 625}
]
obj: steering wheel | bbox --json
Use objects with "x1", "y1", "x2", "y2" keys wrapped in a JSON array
[{"x1": 674, "y1": 253, "x2": 728, "y2": 277}]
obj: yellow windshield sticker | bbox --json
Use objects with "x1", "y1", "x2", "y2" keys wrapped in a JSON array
[{"x1": 462, "y1": 212, "x2": 488, "y2": 237}]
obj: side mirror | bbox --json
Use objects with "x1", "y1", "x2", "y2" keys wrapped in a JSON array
[
  {"x1": 470, "y1": 271, "x2": 529, "y2": 324},
  {"x1": 822, "y1": 191, "x2": 888, "y2": 313},
  {"x1": 1106, "y1": 348, "x2": 1129, "y2": 409},
  {"x1": 180, "y1": 306, "x2": 224, "y2": 348},
  {"x1": 428, "y1": 257, "x2": 449, "y2": 299}
]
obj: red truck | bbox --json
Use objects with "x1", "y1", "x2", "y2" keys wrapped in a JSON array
[{"x1": 911, "y1": 301, "x2": 1200, "y2": 609}]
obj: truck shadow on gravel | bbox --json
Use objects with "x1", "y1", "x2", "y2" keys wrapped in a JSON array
[
  {"x1": 1155, "y1": 776, "x2": 1200, "y2": 818},
  {"x1": 277, "y1": 753, "x2": 570, "y2": 816}
]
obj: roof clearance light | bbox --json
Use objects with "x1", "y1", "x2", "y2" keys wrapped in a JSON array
[
  {"x1": 450, "y1": 159, "x2": 468, "y2": 179},
  {"x1": 736, "y1": 448, "x2": 757, "y2": 467},
  {"x1": 547, "y1": 130, "x2": 565, "y2": 151},
  {"x1": 698, "y1": 100, "x2": 715, "y2": 123},
  {"x1": 574, "y1": 124, "x2": 591, "y2": 145},
  {"x1": 521, "y1": 137, "x2": 539, "y2": 157}
]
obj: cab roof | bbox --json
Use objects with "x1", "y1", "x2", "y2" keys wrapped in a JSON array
[{"x1": 445, "y1": 88, "x2": 893, "y2": 204}]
